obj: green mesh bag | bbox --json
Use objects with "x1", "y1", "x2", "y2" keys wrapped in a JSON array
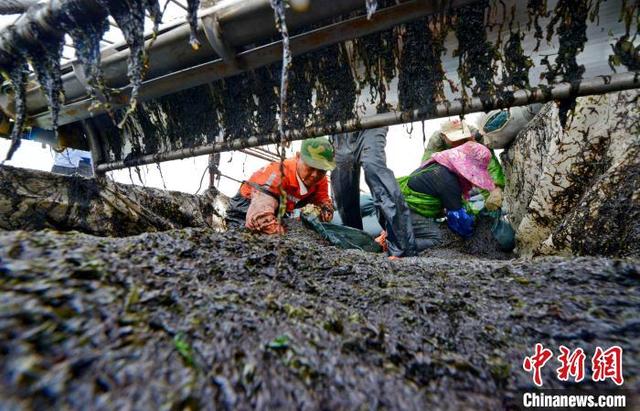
[{"x1": 301, "y1": 214, "x2": 382, "y2": 253}]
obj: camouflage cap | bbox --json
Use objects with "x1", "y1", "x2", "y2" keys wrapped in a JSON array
[{"x1": 300, "y1": 137, "x2": 336, "y2": 171}]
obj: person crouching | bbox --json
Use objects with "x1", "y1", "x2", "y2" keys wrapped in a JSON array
[{"x1": 226, "y1": 137, "x2": 335, "y2": 234}]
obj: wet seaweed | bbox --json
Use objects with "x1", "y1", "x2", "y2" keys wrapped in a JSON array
[
  {"x1": 0, "y1": 57, "x2": 28, "y2": 162},
  {"x1": 92, "y1": 114, "x2": 124, "y2": 162},
  {"x1": 500, "y1": 29, "x2": 533, "y2": 104},
  {"x1": 398, "y1": 17, "x2": 447, "y2": 115},
  {"x1": 453, "y1": 1, "x2": 498, "y2": 111},
  {"x1": 163, "y1": 84, "x2": 219, "y2": 149},
  {"x1": 269, "y1": 0, "x2": 292, "y2": 138},
  {"x1": 282, "y1": 56, "x2": 314, "y2": 131},
  {"x1": 27, "y1": 40, "x2": 65, "y2": 138},
  {"x1": 216, "y1": 74, "x2": 259, "y2": 141},
  {"x1": 96, "y1": 0, "x2": 163, "y2": 127},
  {"x1": 541, "y1": 0, "x2": 594, "y2": 126},
  {"x1": 269, "y1": 0, "x2": 293, "y2": 220},
  {"x1": 252, "y1": 66, "x2": 279, "y2": 135},
  {"x1": 313, "y1": 44, "x2": 357, "y2": 126},
  {"x1": 12, "y1": 5, "x2": 66, "y2": 144},
  {"x1": 0, "y1": 221, "x2": 637, "y2": 409},
  {"x1": 61, "y1": 3, "x2": 111, "y2": 105},
  {"x1": 609, "y1": 1, "x2": 640, "y2": 71},
  {"x1": 353, "y1": 28, "x2": 398, "y2": 113},
  {"x1": 542, "y1": 0, "x2": 590, "y2": 85},
  {"x1": 526, "y1": 0, "x2": 548, "y2": 52}
]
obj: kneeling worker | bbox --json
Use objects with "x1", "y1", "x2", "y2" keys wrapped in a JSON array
[{"x1": 226, "y1": 137, "x2": 335, "y2": 234}]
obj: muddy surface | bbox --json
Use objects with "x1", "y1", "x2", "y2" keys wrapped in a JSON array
[{"x1": 0, "y1": 221, "x2": 638, "y2": 410}]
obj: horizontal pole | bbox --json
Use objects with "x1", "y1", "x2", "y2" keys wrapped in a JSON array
[
  {"x1": 31, "y1": 0, "x2": 477, "y2": 128},
  {"x1": 96, "y1": 71, "x2": 640, "y2": 172}
]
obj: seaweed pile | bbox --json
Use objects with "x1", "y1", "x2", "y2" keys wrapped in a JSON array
[{"x1": 0, "y1": 222, "x2": 638, "y2": 409}]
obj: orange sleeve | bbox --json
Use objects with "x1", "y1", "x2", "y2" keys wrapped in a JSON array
[
  {"x1": 241, "y1": 161, "x2": 283, "y2": 198},
  {"x1": 309, "y1": 177, "x2": 332, "y2": 209}
]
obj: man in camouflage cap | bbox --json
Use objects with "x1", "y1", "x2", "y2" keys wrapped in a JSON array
[
  {"x1": 226, "y1": 137, "x2": 335, "y2": 234},
  {"x1": 300, "y1": 136, "x2": 336, "y2": 171}
]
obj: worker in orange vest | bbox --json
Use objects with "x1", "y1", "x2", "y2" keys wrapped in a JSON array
[{"x1": 226, "y1": 137, "x2": 335, "y2": 234}]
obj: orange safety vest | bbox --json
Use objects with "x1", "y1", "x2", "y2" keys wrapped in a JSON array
[{"x1": 239, "y1": 158, "x2": 331, "y2": 213}]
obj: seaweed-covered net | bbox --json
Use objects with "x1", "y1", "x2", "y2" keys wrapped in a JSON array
[{"x1": 95, "y1": 0, "x2": 639, "y2": 166}]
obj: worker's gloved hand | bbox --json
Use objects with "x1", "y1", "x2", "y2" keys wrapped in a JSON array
[
  {"x1": 447, "y1": 208, "x2": 475, "y2": 239},
  {"x1": 246, "y1": 211, "x2": 285, "y2": 234},
  {"x1": 485, "y1": 187, "x2": 503, "y2": 211},
  {"x1": 319, "y1": 203, "x2": 334, "y2": 222}
]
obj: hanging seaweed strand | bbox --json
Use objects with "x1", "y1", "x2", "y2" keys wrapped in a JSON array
[
  {"x1": 269, "y1": 0, "x2": 292, "y2": 220},
  {"x1": 96, "y1": 0, "x2": 163, "y2": 128},
  {"x1": 526, "y1": 0, "x2": 548, "y2": 52},
  {"x1": 61, "y1": 3, "x2": 111, "y2": 107},
  {"x1": 609, "y1": 0, "x2": 640, "y2": 71},
  {"x1": 541, "y1": 0, "x2": 592, "y2": 126},
  {"x1": 454, "y1": 1, "x2": 498, "y2": 112},
  {"x1": 0, "y1": 58, "x2": 28, "y2": 162},
  {"x1": 398, "y1": 17, "x2": 447, "y2": 116},
  {"x1": 17, "y1": 5, "x2": 66, "y2": 145},
  {"x1": 186, "y1": 0, "x2": 201, "y2": 49}
]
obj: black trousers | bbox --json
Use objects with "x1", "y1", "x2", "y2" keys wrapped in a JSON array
[{"x1": 331, "y1": 127, "x2": 416, "y2": 257}]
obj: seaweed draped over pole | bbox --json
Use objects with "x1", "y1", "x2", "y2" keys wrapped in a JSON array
[
  {"x1": 542, "y1": 0, "x2": 590, "y2": 85},
  {"x1": 60, "y1": 2, "x2": 110, "y2": 106},
  {"x1": 541, "y1": 0, "x2": 598, "y2": 126},
  {"x1": 0, "y1": 48, "x2": 28, "y2": 162},
  {"x1": 454, "y1": 0, "x2": 498, "y2": 113},
  {"x1": 96, "y1": 0, "x2": 164, "y2": 128},
  {"x1": 17, "y1": 0, "x2": 162, "y2": 146},
  {"x1": 353, "y1": 27, "x2": 398, "y2": 113},
  {"x1": 284, "y1": 54, "x2": 314, "y2": 130},
  {"x1": 0, "y1": 0, "x2": 201, "y2": 162},
  {"x1": 313, "y1": 44, "x2": 357, "y2": 127},
  {"x1": 8, "y1": 3, "x2": 66, "y2": 151},
  {"x1": 500, "y1": 29, "x2": 533, "y2": 103},
  {"x1": 398, "y1": 17, "x2": 447, "y2": 116}
]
